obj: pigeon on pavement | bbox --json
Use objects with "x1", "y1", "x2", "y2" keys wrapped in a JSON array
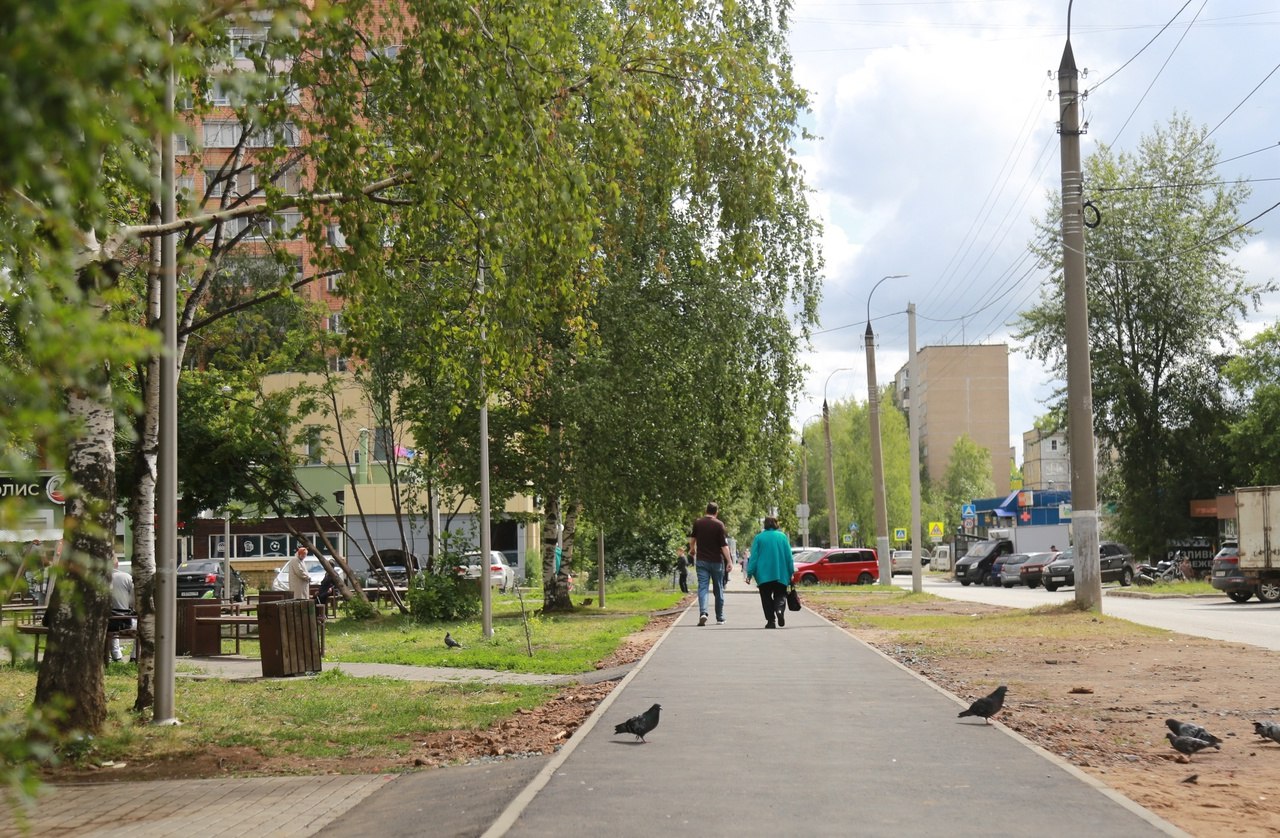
[
  {"x1": 1253, "y1": 721, "x2": 1280, "y2": 744},
  {"x1": 444, "y1": 632, "x2": 462, "y2": 649},
  {"x1": 614, "y1": 703, "x2": 662, "y2": 742},
  {"x1": 1165, "y1": 718, "x2": 1222, "y2": 746},
  {"x1": 1166, "y1": 732, "x2": 1218, "y2": 757},
  {"x1": 958, "y1": 686, "x2": 1007, "y2": 724}
]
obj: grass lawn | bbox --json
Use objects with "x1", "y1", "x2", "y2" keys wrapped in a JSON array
[{"x1": 0, "y1": 577, "x2": 683, "y2": 771}]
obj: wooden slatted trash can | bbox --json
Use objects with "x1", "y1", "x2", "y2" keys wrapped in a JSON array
[{"x1": 258, "y1": 598, "x2": 322, "y2": 677}]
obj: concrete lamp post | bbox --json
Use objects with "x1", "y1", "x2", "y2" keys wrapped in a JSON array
[
  {"x1": 822, "y1": 368, "x2": 855, "y2": 548},
  {"x1": 865, "y1": 274, "x2": 907, "y2": 585}
]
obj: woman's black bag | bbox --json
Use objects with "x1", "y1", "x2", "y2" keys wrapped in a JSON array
[{"x1": 786, "y1": 586, "x2": 801, "y2": 611}]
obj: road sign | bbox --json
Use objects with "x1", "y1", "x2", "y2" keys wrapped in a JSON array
[
  {"x1": 928, "y1": 521, "x2": 944, "y2": 539},
  {"x1": 893, "y1": 527, "x2": 907, "y2": 541},
  {"x1": 841, "y1": 533, "x2": 853, "y2": 546},
  {"x1": 796, "y1": 503, "x2": 810, "y2": 518},
  {"x1": 1059, "y1": 503, "x2": 1072, "y2": 520},
  {"x1": 961, "y1": 503, "x2": 976, "y2": 519},
  {"x1": 849, "y1": 521, "x2": 859, "y2": 532}
]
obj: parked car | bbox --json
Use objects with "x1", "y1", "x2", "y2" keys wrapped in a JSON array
[
  {"x1": 791, "y1": 548, "x2": 879, "y2": 586},
  {"x1": 456, "y1": 550, "x2": 515, "y2": 591},
  {"x1": 363, "y1": 564, "x2": 409, "y2": 593},
  {"x1": 891, "y1": 550, "x2": 928, "y2": 574},
  {"x1": 953, "y1": 538, "x2": 1015, "y2": 586},
  {"x1": 177, "y1": 559, "x2": 246, "y2": 600},
  {"x1": 1209, "y1": 543, "x2": 1280, "y2": 603},
  {"x1": 271, "y1": 557, "x2": 344, "y2": 592},
  {"x1": 1042, "y1": 542, "x2": 1136, "y2": 591},
  {"x1": 1000, "y1": 551, "x2": 1053, "y2": 587}
]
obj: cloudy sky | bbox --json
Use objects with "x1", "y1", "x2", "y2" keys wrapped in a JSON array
[{"x1": 785, "y1": 0, "x2": 1280, "y2": 461}]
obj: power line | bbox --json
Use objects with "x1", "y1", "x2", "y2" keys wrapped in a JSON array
[
  {"x1": 1107, "y1": 0, "x2": 1208, "y2": 147},
  {"x1": 1087, "y1": 0, "x2": 1198, "y2": 94}
]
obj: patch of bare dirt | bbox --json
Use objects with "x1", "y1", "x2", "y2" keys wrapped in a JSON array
[{"x1": 808, "y1": 596, "x2": 1280, "y2": 838}]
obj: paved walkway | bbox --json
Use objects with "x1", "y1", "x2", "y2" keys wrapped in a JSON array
[{"x1": 3, "y1": 590, "x2": 1190, "y2": 837}]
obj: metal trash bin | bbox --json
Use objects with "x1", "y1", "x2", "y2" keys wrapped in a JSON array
[{"x1": 258, "y1": 598, "x2": 322, "y2": 677}]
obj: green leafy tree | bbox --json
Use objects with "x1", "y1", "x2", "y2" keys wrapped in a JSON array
[
  {"x1": 1225, "y1": 324, "x2": 1280, "y2": 485},
  {"x1": 935, "y1": 435, "x2": 994, "y2": 539},
  {"x1": 1013, "y1": 113, "x2": 1268, "y2": 561}
]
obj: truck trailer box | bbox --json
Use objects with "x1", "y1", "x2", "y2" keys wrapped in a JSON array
[{"x1": 1236, "y1": 485, "x2": 1280, "y2": 570}]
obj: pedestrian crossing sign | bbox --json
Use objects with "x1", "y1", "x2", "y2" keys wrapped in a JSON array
[
  {"x1": 893, "y1": 528, "x2": 907, "y2": 541},
  {"x1": 928, "y1": 521, "x2": 944, "y2": 539}
]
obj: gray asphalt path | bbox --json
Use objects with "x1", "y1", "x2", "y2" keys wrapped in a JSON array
[{"x1": 486, "y1": 589, "x2": 1187, "y2": 837}]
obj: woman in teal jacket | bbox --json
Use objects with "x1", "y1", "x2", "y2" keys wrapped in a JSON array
[{"x1": 746, "y1": 517, "x2": 795, "y2": 628}]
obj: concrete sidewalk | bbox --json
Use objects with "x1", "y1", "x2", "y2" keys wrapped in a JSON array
[
  {"x1": 484, "y1": 589, "x2": 1188, "y2": 837},
  {"x1": 5, "y1": 591, "x2": 1189, "y2": 837}
]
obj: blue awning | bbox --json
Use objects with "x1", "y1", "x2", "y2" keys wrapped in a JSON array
[{"x1": 994, "y1": 490, "x2": 1021, "y2": 517}]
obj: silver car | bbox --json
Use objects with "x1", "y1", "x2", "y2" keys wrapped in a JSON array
[{"x1": 998, "y1": 551, "x2": 1054, "y2": 588}]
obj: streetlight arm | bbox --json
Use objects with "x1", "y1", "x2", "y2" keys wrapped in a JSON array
[{"x1": 866, "y1": 273, "x2": 909, "y2": 326}]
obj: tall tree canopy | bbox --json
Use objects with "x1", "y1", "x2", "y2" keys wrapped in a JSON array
[{"x1": 1014, "y1": 113, "x2": 1267, "y2": 560}]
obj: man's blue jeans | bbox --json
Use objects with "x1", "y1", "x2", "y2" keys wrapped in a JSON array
[{"x1": 696, "y1": 560, "x2": 725, "y2": 621}]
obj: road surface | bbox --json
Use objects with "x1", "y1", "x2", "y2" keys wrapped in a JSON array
[{"x1": 893, "y1": 574, "x2": 1280, "y2": 651}]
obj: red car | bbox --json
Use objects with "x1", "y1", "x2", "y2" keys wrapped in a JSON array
[{"x1": 791, "y1": 548, "x2": 879, "y2": 586}]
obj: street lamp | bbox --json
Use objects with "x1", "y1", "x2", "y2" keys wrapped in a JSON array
[
  {"x1": 823, "y1": 367, "x2": 855, "y2": 548},
  {"x1": 865, "y1": 274, "x2": 907, "y2": 585},
  {"x1": 799, "y1": 414, "x2": 822, "y2": 548}
]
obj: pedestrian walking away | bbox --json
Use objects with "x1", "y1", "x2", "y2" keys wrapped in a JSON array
[
  {"x1": 675, "y1": 545, "x2": 690, "y2": 594},
  {"x1": 109, "y1": 558, "x2": 137, "y2": 661},
  {"x1": 746, "y1": 517, "x2": 795, "y2": 628},
  {"x1": 689, "y1": 502, "x2": 733, "y2": 625}
]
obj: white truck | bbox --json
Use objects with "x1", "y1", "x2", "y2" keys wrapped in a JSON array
[
  {"x1": 988, "y1": 524, "x2": 1070, "y2": 555},
  {"x1": 1231, "y1": 485, "x2": 1280, "y2": 603}
]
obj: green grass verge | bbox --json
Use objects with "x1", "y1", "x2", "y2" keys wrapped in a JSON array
[
  {"x1": 1, "y1": 664, "x2": 552, "y2": 767},
  {"x1": 2, "y1": 577, "x2": 683, "y2": 770}
]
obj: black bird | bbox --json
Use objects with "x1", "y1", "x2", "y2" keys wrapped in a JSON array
[
  {"x1": 958, "y1": 686, "x2": 1007, "y2": 724},
  {"x1": 1253, "y1": 720, "x2": 1280, "y2": 744},
  {"x1": 1166, "y1": 732, "x2": 1217, "y2": 757},
  {"x1": 1165, "y1": 718, "x2": 1222, "y2": 746},
  {"x1": 444, "y1": 632, "x2": 462, "y2": 649},
  {"x1": 614, "y1": 703, "x2": 662, "y2": 743}
]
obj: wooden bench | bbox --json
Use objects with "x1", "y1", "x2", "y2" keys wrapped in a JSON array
[
  {"x1": 15, "y1": 624, "x2": 137, "y2": 664},
  {"x1": 193, "y1": 614, "x2": 260, "y2": 655}
]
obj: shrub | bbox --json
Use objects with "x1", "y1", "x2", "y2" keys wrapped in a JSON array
[
  {"x1": 340, "y1": 596, "x2": 378, "y2": 622},
  {"x1": 523, "y1": 548, "x2": 542, "y2": 588},
  {"x1": 407, "y1": 571, "x2": 480, "y2": 623}
]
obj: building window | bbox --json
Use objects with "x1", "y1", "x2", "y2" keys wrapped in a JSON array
[
  {"x1": 276, "y1": 165, "x2": 303, "y2": 195},
  {"x1": 305, "y1": 426, "x2": 324, "y2": 465},
  {"x1": 326, "y1": 224, "x2": 347, "y2": 248},
  {"x1": 294, "y1": 255, "x2": 305, "y2": 280},
  {"x1": 229, "y1": 25, "x2": 268, "y2": 59},
  {"x1": 176, "y1": 174, "x2": 196, "y2": 201},
  {"x1": 174, "y1": 133, "x2": 190, "y2": 155},
  {"x1": 329, "y1": 356, "x2": 348, "y2": 372},
  {"x1": 275, "y1": 211, "x2": 303, "y2": 237},
  {"x1": 204, "y1": 120, "x2": 241, "y2": 148},
  {"x1": 1050, "y1": 440, "x2": 1058, "y2": 451},
  {"x1": 204, "y1": 167, "x2": 227, "y2": 198},
  {"x1": 326, "y1": 272, "x2": 342, "y2": 293},
  {"x1": 327, "y1": 313, "x2": 344, "y2": 334},
  {"x1": 372, "y1": 427, "x2": 394, "y2": 462}
]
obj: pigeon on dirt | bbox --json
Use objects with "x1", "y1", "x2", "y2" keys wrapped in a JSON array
[
  {"x1": 1165, "y1": 718, "x2": 1222, "y2": 746},
  {"x1": 1166, "y1": 732, "x2": 1218, "y2": 757},
  {"x1": 958, "y1": 686, "x2": 1007, "y2": 724},
  {"x1": 1253, "y1": 721, "x2": 1280, "y2": 744},
  {"x1": 444, "y1": 632, "x2": 462, "y2": 649},
  {"x1": 614, "y1": 703, "x2": 662, "y2": 743}
]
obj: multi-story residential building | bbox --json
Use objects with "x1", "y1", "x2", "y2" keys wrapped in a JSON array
[
  {"x1": 894, "y1": 344, "x2": 1011, "y2": 497},
  {"x1": 1021, "y1": 427, "x2": 1069, "y2": 492}
]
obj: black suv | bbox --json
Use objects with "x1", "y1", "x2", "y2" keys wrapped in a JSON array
[{"x1": 1042, "y1": 542, "x2": 1135, "y2": 591}]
